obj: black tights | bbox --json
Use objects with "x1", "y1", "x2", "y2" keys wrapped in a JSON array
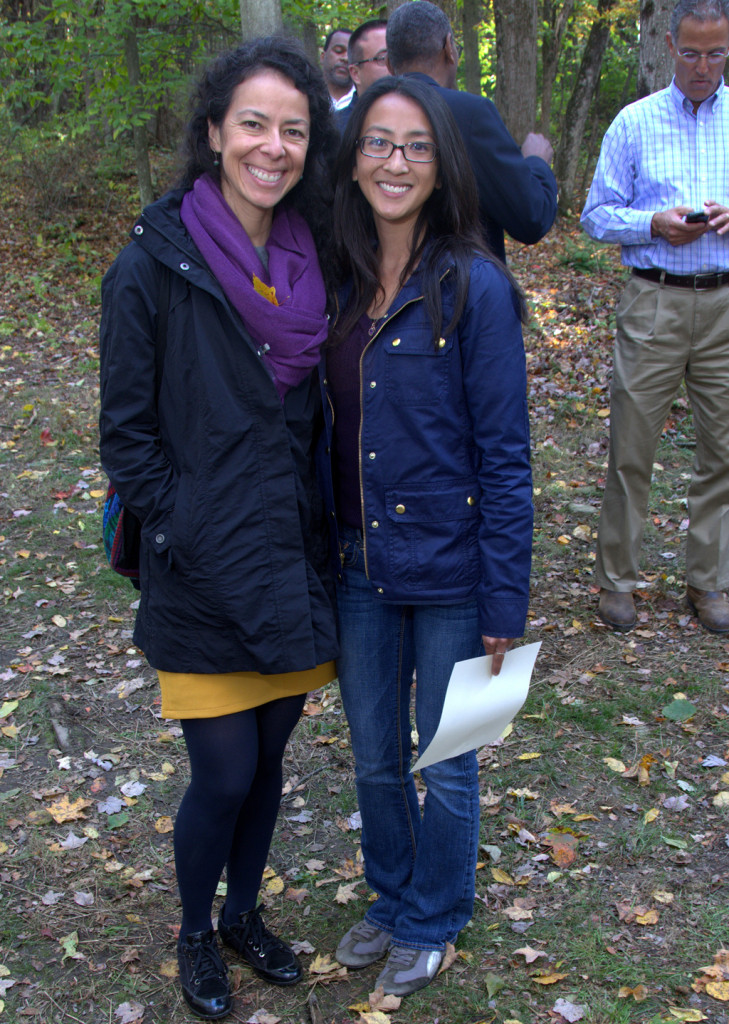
[{"x1": 175, "y1": 693, "x2": 306, "y2": 938}]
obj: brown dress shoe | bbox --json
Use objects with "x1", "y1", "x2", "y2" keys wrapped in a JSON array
[
  {"x1": 598, "y1": 589, "x2": 637, "y2": 632},
  {"x1": 685, "y1": 586, "x2": 729, "y2": 634}
]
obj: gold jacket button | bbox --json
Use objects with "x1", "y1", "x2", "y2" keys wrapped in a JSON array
[
  {"x1": 391, "y1": 338, "x2": 401, "y2": 347},
  {"x1": 438, "y1": 337, "x2": 446, "y2": 348},
  {"x1": 395, "y1": 504, "x2": 406, "y2": 514},
  {"x1": 371, "y1": 520, "x2": 379, "y2": 528},
  {"x1": 377, "y1": 587, "x2": 384, "y2": 594}
]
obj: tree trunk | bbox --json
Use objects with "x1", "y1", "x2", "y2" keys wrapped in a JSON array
[
  {"x1": 239, "y1": 0, "x2": 282, "y2": 39},
  {"x1": 554, "y1": 0, "x2": 615, "y2": 213},
  {"x1": 124, "y1": 26, "x2": 153, "y2": 210},
  {"x1": 637, "y1": 0, "x2": 673, "y2": 98},
  {"x1": 540, "y1": 0, "x2": 575, "y2": 135},
  {"x1": 387, "y1": 0, "x2": 409, "y2": 15},
  {"x1": 494, "y1": 0, "x2": 538, "y2": 144},
  {"x1": 462, "y1": 0, "x2": 482, "y2": 96}
]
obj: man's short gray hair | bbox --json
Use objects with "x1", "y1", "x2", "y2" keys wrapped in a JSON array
[
  {"x1": 670, "y1": 0, "x2": 729, "y2": 38},
  {"x1": 386, "y1": 1, "x2": 453, "y2": 72}
]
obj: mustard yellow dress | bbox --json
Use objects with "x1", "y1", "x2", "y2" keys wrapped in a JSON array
[{"x1": 158, "y1": 661, "x2": 337, "y2": 720}]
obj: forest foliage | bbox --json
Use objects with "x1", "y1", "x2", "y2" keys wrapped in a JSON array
[{"x1": 0, "y1": 0, "x2": 718, "y2": 209}]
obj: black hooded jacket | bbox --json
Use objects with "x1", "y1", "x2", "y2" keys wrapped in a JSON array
[{"x1": 99, "y1": 190, "x2": 338, "y2": 674}]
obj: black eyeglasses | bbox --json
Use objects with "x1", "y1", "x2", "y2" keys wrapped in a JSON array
[
  {"x1": 357, "y1": 136, "x2": 438, "y2": 163},
  {"x1": 352, "y1": 51, "x2": 388, "y2": 67}
]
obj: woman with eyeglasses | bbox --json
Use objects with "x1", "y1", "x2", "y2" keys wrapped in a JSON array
[{"x1": 324, "y1": 76, "x2": 533, "y2": 996}]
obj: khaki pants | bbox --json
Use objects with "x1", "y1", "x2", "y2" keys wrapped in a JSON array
[{"x1": 596, "y1": 273, "x2": 729, "y2": 592}]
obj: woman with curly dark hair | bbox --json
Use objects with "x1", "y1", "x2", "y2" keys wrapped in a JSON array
[{"x1": 99, "y1": 38, "x2": 339, "y2": 1020}]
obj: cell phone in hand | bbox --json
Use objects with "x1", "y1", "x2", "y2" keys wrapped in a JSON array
[{"x1": 685, "y1": 210, "x2": 709, "y2": 223}]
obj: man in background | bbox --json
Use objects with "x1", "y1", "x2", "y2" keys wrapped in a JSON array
[
  {"x1": 321, "y1": 28, "x2": 354, "y2": 110},
  {"x1": 386, "y1": 0, "x2": 557, "y2": 262},
  {"x1": 337, "y1": 19, "x2": 390, "y2": 128},
  {"x1": 581, "y1": 0, "x2": 729, "y2": 633}
]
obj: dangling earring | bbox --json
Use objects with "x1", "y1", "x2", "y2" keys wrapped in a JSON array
[{"x1": 213, "y1": 152, "x2": 220, "y2": 166}]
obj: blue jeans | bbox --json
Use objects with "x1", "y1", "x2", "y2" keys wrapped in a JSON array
[{"x1": 336, "y1": 527, "x2": 482, "y2": 951}]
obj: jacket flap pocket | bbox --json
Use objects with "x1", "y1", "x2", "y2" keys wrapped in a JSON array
[{"x1": 385, "y1": 483, "x2": 479, "y2": 523}]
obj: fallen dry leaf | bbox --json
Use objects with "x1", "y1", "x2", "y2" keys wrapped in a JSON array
[
  {"x1": 531, "y1": 971, "x2": 568, "y2": 985},
  {"x1": 543, "y1": 832, "x2": 578, "y2": 867},
  {"x1": 502, "y1": 897, "x2": 536, "y2": 921},
  {"x1": 439, "y1": 942, "x2": 458, "y2": 974},
  {"x1": 618, "y1": 984, "x2": 648, "y2": 1001},
  {"x1": 46, "y1": 796, "x2": 93, "y2": 823},
  {"x1": 159, "y1": 959, "x2": 178, "y2": 978},
  {"x1": 667, "y1": 1010, "x2": 707, "y2": 1021},
  {"x1": 514, "y1": 945, "x2": 546, "y2": 964},
  {"x1": 368, "y1": 986, "x2": 402, "y2": 1011},
  {"x1": 334, "y1": 882, "x2": 359, "y2": 905},
  {"x1": 553, "y1": 997, "x2": 586, "y2": 1021},
  {"x1": 114, "y1": 1003, "x2": 144, "y2": 1024}
]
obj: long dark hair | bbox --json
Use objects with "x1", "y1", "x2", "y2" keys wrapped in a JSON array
[
  {"x1": 330, "y1": 76, "x2": 525, "y2": 346},
  {"x1": 179, "y1": 36, "x2": 338, "y2": 283}
]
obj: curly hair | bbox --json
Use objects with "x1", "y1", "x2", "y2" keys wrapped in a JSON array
[{"x1": 179, "y1": 36, "x2": 339, "y2": 285}]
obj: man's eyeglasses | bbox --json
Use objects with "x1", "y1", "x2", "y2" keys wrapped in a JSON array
[
  {"x1": 677, "y1": 48, "x2": 728, "y2": 65},
  {"x1": 352, "y1": 51, "x2": 388, "y2": 67},
  {"x1": 357, "y1": 136, "x2": 438, "y2": 163}
]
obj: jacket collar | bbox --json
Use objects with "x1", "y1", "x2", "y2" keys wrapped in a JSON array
[{"x1": 131, "y1": 189, "x2": 227, "y2": 301}]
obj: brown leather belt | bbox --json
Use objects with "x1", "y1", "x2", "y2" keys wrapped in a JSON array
[{"x1": 632, "y1": 267, "x2": 729, "y2": 290}]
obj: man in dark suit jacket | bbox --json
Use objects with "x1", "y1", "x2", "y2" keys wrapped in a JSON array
[{"x1": 387, "y1": 1, "x2": 557, "y2": 261}]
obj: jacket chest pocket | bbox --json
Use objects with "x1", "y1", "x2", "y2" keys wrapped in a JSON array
[{"x1": 383, "y1": 331, "x2": 454, "y2": 407}]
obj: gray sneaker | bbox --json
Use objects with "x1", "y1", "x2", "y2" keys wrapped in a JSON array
[
  {"x1": 375, "y1": 944, "x2": 444, "y2": 996},
  {"x1": 335, "y1": 919, "x2": 392, "y2": 968}
]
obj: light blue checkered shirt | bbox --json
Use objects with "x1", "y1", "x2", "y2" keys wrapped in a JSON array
[{"x1": 581, "y1": 80, "x2": 729, "y2": 273}]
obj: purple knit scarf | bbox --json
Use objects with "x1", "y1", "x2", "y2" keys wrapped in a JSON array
[{"x1": 180, "y1": 174, "x2": 327, "y2": 401}]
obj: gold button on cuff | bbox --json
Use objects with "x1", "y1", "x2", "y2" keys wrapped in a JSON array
[
  {"x1": 467, "y1": 496, "x2": 476, "y2": 506},
  {"x1": 438, "y1": 337, "x2": 446, "y2": 348},
  {"x1": 391, "y1": 338, "x2": 401, "y2": 347},
  {"x1": 395, "y1": 504, "x2": 405, "y2": 514}
]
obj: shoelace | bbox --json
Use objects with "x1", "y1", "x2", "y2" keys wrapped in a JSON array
[
  {"x1": 387, "y1": 945, "x2": 420, "y2": 968},
  {"x1": 353, "y1": 921, "x2": 386, "y2": 941},
  {"x1": 236, "y1": 904, "x2": 279, "y2": 953},
  {"x1": 186, "y1": 937, "x2": 227, "y2": 982}
]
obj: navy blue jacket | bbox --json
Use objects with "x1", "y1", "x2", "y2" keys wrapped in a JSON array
[
  {"x1": 406, "y1": 73, "x2": 558, "y2": 261},
  {"x1": 323, "y1": 256, "x2": 533, "y2": 638},
  {"x1": 99, "y1": 190, "x2": 338, "y2": 674}
]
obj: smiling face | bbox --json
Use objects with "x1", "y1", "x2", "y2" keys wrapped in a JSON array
[
  {"x1": 353, "y1": 93, "x2": 439, "y2": 235},
  {"x1": 207, "y1": 68, "x2": 310, "y2": 242},
  {"x1": 667, "y1": 15, "x2": 729, "y2": 110}
]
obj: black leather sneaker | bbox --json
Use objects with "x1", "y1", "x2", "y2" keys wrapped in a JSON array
[
  {"x1": 218, "y1": 904, "x2": 302, "y2": 986},
  {"x1": 177, "y1": 929, "x2": 232, "y2": 1019}
]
